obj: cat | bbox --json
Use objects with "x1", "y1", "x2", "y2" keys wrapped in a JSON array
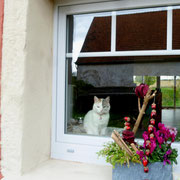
[{"x1": 83, "y1": 96, "x2": 110, "y2": 135}]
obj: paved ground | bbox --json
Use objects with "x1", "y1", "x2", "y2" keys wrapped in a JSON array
[{"x1": 2, "y1": 159, "x2": 180, "y2": 180}]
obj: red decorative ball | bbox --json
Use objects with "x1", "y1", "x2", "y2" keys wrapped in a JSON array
[
  {"x1": 151, "y1": 110, "x2": 156, "y2": 118},
  {"x1": 150, "y1": 118, "x2": 155, "y2": 125},
  {"x1": 144, "y1": 166, "x2": 149, "y2": 173},
  {"x1": 145, "y1": 149, "x2": 150, "y2": 156},
  {"x1": 124, "y1": 117, "x2": 130, "y2": 122},
  {"x1": 143, "y1": 159, "x2": 148, "y2": 167},
  {"x1": 124, "y1": 126, "x2": 131, "y2": 130},
  {"x1": 151, "y1": 103, "x2": 156, "y2": 109},
  {"x1": 146, "y1": 140, "x2": 151, "y2": 149},
  {"x1": 150, "y1": 133, "x2": 154, "y2": 140},
  {"x1": 124, "y1": 122, "x2": 130, "y2": 126},
  {"x1": 148, "y1": 125, "x2": 154, "y2": 133}
]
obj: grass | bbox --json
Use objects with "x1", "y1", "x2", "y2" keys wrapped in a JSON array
[{"x1": 161, "y1": 87, "x2": 180, "y2": 107}]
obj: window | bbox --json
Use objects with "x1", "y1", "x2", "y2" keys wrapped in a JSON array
[{"x1": 52, "y1": 2, "x2": 180, "y2": 164}]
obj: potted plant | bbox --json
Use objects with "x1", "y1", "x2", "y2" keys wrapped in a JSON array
[{"x1": 97, "y1": 84, "x2": 178, "y2": 180}]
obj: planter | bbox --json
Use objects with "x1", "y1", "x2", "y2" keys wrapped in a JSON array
[{"x1": 113, "y1": 162, "x2": 172, "y2": 180}]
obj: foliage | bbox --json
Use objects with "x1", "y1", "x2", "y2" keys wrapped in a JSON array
[
  {"x1": 148, "y1": 144, "x2": 178, "y2": 165},
  {"x1": 97, "y1": 142, "x2": 141, "y2": 168},
  {"x1": 135, "y1": 76, "x2": 156, "y2": 86},
  {"x1": 72, "y1": 76, "x2": 94, "y2": 94}
]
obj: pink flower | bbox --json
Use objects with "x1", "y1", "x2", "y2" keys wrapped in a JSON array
[
  {"x1": 156, "y1": 123, "x2": 172, "y2": 144},
  {"x1": 150, "y1": 139, "x2": 156, "y2": 153},
  {"x1": 166, "y1": 126, "x2": 177, "y2": 142},
  {"x1": 163, "y1": 149, "x2": 172, "y2": 165},
  {"x1": 158, "y1": 123, "x2": 166, "y2": 131},
  {"x1": 143, "y1": 131, "x2": 149, "y2": 141},
  {"x1": 135, "y1": 83, "x2": 149, "y2": 99},
  {"x1": 136, "y1": 150, "x2": 146, "y2": 160}
]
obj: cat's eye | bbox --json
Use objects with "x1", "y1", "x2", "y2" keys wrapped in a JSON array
[{"x1": 97, "y1": 106, "x2": 100, "y2": 108}]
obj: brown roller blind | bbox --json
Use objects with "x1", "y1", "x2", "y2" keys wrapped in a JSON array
[
  {"x1": 81, "y1": 16, "x2": 111, "y2": 52},
  {"x1": 116, "y1": 11, "x2": 167, "y2": 51},
  {"x1": 173, "y1": 9, "x2": 180, "y2": 49}
]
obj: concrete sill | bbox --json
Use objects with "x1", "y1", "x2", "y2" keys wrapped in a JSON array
[
  {"x1": 3, "y1": 159, "x2": 180, "y2": 180},
  {"x1": 4, "y1": 159, "x2": 112, "y2": 180}
]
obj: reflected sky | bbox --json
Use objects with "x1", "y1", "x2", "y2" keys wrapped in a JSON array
[{"x1": 70, "y1": 12, "x2": 111, "y2": 73}]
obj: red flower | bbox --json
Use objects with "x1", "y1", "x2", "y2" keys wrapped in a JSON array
[
  {"x1": 135, "y1": 83, "x2": 149, "y2": 99},
  {"x1": 122, "y1": 130, "x2": 135, "y2": 144}
]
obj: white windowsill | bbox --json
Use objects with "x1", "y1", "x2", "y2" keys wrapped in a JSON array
[
  {"x1": 4, "y1": 159, "x2": 112, "y2": 180},
  {"x1": 3, "y1": 159, "x2": 180, "y2": 180}
]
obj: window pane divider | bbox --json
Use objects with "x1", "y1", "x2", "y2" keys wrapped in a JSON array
[
  {"x1": 67, "y1": 50, "x2": 180, "y2": 58},
  {"x1": 167, "y1": 7, "x2": 173, "y2": 50},
  {"x1": 111, "y1": 11, "x2": 116, "y2": 52}
]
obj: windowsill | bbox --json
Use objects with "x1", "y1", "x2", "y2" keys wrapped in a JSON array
[
  {"x1": 8, "y1": 159, "x2": 112, "y2": 180},
  {"x1": 3, "y1": 159, "x2": 180, "y2": 180}
]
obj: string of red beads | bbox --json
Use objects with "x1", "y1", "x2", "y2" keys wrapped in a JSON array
[{"x1": 143, "y1": 102, "x2": 157, "y2": 173}]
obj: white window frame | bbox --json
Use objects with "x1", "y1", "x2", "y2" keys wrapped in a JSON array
[{"x1": 51, "y1": 1, "x2": 180, "y2": 164}]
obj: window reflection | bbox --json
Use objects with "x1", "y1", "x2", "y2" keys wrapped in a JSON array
[
  {"x1": 65, "y1": 55, "x2": 180, "y2": 139},
  {"x1": 173, "y1": 9, "x2": 180, "y2": 49},
  {"x1": 66, "y1": 9, "x2": 180, "y2": 140},
  {"x1": 116, "y1": 11, "x2": 167, "y2": 51},
  {"x1": 67, "y1": 12, "x2": 111, "y2": 55}
]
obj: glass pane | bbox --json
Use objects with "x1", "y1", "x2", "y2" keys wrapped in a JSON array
[
  {"x1": 161, "y1": 76, "x2": 174, "y2": 107},
  {"x1": 65, "y1": 55, "x2": 180, "y2": 140},
  {"x1": 173, "y1": 9, "x2": 180, "y2": 49},
  {"x1": 176, "y1": 76, "x2": 180, "y2": 107},
  {"x1": 67, "y1": 12, "x2": 111, "y2": 54},
  {"x1": 116, "y1": 11, "x2": 167, "y2": 51}
]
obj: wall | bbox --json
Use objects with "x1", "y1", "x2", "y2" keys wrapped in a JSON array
[
  {"x1": 0, "y1": 0, "x2": 4, "y2": 178},
  {"x1": 1, "y1": 0, "x2": 28, "y2": 177},
  {"x1": 22, "y1": 0, "x2": 53, "y2": 174},
  {"x1": 1, "y1": 0, "x2": 53, "y2": 178}
]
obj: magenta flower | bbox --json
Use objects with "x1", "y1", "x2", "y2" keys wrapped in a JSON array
[
  {"x1": 135, "y1": 83, "x2": 149, "y2": 99},
  {"x1": 143, "y1": 131, "x2": 149, "y2": 142},
  {"x1": 155, "y1": 123, "x2": 172, "y2": 146},
  {"x1": 149, "y1": 139, "x2": 156, "y2": 153},
  {"x1": 158, "y1": 123, "x2": 166, "y2": 131},
  {"x1": 166, "y1": 126, "x2": 177, "y2": 142},
  {"x1": 140, "y1": 122, "x2": 177, "y2": 167},
  {"x1": 163, "y1": 149, "x2": 172, "y2": 165},
  {"x1": 136, "y1": 150, "x2": 146, "y2": 160}
]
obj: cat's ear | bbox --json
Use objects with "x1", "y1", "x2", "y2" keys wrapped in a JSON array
[
  {"x1": 94, "y1": 96, "x2": 99, "y2": 103},
  {"x1": 105, "y1": 96, "x2": 110, "y2": 103}
]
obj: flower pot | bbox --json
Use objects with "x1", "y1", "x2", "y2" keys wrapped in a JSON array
[{"x1": 113, "y1": 162, "x2": 172, "y2": 180}]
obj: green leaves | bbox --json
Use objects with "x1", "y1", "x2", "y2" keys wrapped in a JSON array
[
  {"x1": 97, "y1": 142, "x2": 141, "y2": 168},
  {"x1": 148, "y1": 143, "x2": 178, "y2": 165}
]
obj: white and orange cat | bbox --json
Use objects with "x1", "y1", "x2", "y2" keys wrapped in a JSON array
[{"x1": 83, "y1": 96, "x2": 110, "y2": 135}]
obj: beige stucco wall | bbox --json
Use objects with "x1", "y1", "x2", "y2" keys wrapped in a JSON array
[
  {"x1": 1, "y1": 0, "x2": 28, "y2": 177},
  {"x1": 1, "y1": 0, "x2": 54, "y2": 178},
  {"x1": 21, "y1": 0, "x2": 53, "y2": 174}
]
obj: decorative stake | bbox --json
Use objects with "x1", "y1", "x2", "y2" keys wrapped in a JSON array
[
  {"x1": 133, "y1": 89, "x2": 156, "y2": 135},
  {"x1": 111, "y1": 130, "x2": 133, "y2": 156},
  {"x1": 130, "y1": 143, "x2": 139, "y2": 152}
]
